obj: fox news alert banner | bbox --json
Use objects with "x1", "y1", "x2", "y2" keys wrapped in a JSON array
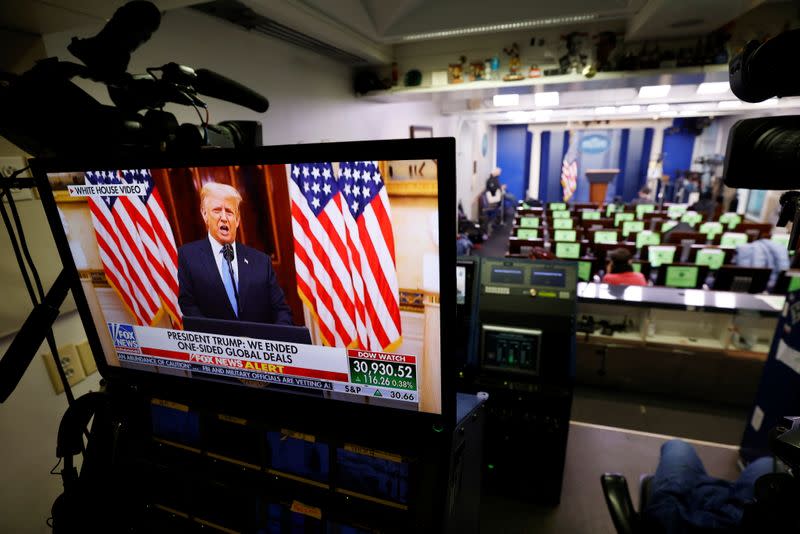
[{"x1": 109, "y1": 322, "x2": 420, "y2": 408}]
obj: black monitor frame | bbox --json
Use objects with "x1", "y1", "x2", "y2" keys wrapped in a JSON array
[{"x1": 32, "y1": 138, "x2": 457, "y2": 430}]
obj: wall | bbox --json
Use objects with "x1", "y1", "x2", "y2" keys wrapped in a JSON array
[
  {"x1": 41, "y1": 9, "x2": 454, "y2": 146},
  {"x1": 2, "y1": 7, "x2": 453, "y2": 533},
  {"x1": 455, "y1": 119, "x2": 493, "y2": 219}
]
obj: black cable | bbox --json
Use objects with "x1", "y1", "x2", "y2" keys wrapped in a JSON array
[{"x1": 0, "y1": 174, "x2": 76, "y2": 405}]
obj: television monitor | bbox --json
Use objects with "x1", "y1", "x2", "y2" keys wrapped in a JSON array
[
  {"x1": 699, "y1": 222, "x2": 723, "y2": 237},
  {"x1": 605, "y1": 204, "x2": 617, "y2": 217},
  {"x1": 632, "y1": 262, "x2": 642, "y2": 273},
  {"x1": 549, "y1": 202, "x2": 567, "y2": 211},
  {"x1": 635, "y1": 203, "x2": 655, "y2": 218},
  {"x1": 695, "y1": 248, "x2": 725, "y2": 270},
  {"x1": 661, "y1": 221, "x2": 678, "y2": 233},
  {"x1": 520, "y1": 216, "x2": 539, "y2": 228},
  {"x1": 636, "y1": 231, "x2": 660, "y2": 249},
  {"x1": 552, "y1": 210, "x2": 570, "y2": 219},
  {"x1": 680, "y1": 211, "x2": 702, "y2": 226},
  {"x1": 517, "y1": 228, "x2": 539, "y2": 240},
  {"x1": 577, "y1": 260, "x2": 592, "y2": 281},
  {"x1": 648, "y1": 246, "x2": 676, "y2": 267},
  {"x1": 614, "y1": 212, "x2": 634, "y2": 226},
  {"x1": 581, "y1": 210, "x2": 601, "y2": 220},
  {"x1": 622, "y1": 220, "x2": 644, "y2": 237},
  {"x1": 664, "y1": 265, "x2": 700, "y2": 288},
  {"x1": 771, "y1": 234, "x2": 790, "y2": 247},
  {"x1": 555, "y1": 242, "x2": 580, "y2": 259},
  {"x1": 34, "y1": 139, "x2": 455, "y2": 419},
  {"x1": 719, "y1": 212, "x2": 742, "y2": 229},
  {"x1": 667, "y1": 204, "x2": 688, "y2": 219},
  {"x1": 552, "y1": 218, "x2": 573, "y2": 229},
  {"x1": 594, "y1": 230, "x2": 618, "y2": 244},
  {"x1": 553, "y1": 229, "x2": 577, "y2": 242},
  {"x1": 720, "y1": 232, "x2": 748, "y2": 247}
]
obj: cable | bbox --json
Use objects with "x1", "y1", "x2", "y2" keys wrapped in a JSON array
[{"x1": 0, "y1": 172, "x2": 76, "y2": 405}]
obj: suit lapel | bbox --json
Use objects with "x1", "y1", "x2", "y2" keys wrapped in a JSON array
[{"x1": 201, "y1": 239, "x2": 237, "y2": 317}]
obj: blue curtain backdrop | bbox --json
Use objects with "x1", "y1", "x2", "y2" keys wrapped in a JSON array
[
  {"x1": 662, "y1": 119, "x2": 695, "y2": 181},
  {"x1": 496, "y1": 125, "x2": 656, "y2": 203},
  {"x1": 495, "y1": 125, "x2": 531, "y2": 201}
]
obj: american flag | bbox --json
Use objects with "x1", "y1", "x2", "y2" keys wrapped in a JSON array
[
  {"x1": 561, "y1": 131, "x2": 578, "y2": 202},
  {"x1": 85, "y1": 170, "x2": 182, "y2": 328},
  {"x1": 288, "y1": 161, "x2": 401, "y2": 351}
]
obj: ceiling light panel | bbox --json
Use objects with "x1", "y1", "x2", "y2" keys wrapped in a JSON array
[
  {"x1": 696, "y1": 82, "x2": 730, "y2": 95},
  {"x1": 493, "y1": 94, "x2": 519, "y2": 106},
  {"x1": 401, "y1": 14, "x2": 599, "y2": 41},
  {"x1": 638, "y1": 85, "x2": 671, "y2": 98},
  {"x1": 534, "y1": 92, "x2": 559, "y2": 107}
]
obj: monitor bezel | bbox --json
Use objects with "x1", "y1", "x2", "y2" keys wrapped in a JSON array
[{"x1": 32, "y1": 138, "x2": 457, "y2": 426}]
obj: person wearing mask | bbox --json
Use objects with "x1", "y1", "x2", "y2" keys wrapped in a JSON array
[{"x1": 601, "y1": 247, "x2": 647, "y2": 286}]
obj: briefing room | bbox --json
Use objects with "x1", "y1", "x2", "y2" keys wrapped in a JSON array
[{"x1": 1, "y1": 1, "x2": 800, "y2": 533}]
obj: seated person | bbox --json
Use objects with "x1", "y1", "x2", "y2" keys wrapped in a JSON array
[
  {"x1": 643, "y1": 439, "x2": 775, "y2": 534},
  {"x1": 689, "y1": 191, "x2": 717, "y2": 220},
  {"x1": 734, "y1": 238, "x2": 790, "y2": 289},
  {"x1": 601, "y1": 248, "x2": 647, "y2": 286},
  {"x1": 485, "y1": 167, "x2": 517, "y2": 219}
]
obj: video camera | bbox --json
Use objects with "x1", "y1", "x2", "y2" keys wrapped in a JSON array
[
  {"x1": 0, "y1": 0, "x2": 268, "y2": 158},
  {"x1": 724, "y1": 28, "x2": 800, "y2": 251}
]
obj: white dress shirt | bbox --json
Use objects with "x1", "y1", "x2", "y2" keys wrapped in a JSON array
[{"x1": 208, "y1": 233, "x2": 239, "y2": 286}]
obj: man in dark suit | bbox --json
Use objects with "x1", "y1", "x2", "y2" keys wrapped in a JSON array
[{"x1": 178, "y1": 182, "x2": 292, "y2": 325}]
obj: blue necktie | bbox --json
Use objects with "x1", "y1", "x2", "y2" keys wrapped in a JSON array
[{"x1": 220, "y1": 252, "x2": 238, "y2": 317}]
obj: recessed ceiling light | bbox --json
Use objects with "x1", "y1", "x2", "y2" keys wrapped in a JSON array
[
  {"x1": 718, "y1": 100, "x2": 743, "y2": 109},
  {"x1": 534, "y1": 92, "x2": 559, "y2": 107},
  {"x1": 696, "y1": 82, "x2": 730, "y2": 95},
  {"x1": 647, "y1": 104, "x2": 670, "y2": 112},
  {"x1": 493, "y1": 94, "x2": 519, "y2": 106},
  {"x1": 638, "y1": 85, "x2": 671, "y2": 98},
  {"x1": 618, "y1": 105, "x2": 641, "y2": 113},
  {"x1": 594, "y1": 106, "x2": 617, "y2": 114},
  {"x1": 401, "y1": 14, "x2": 599, "y2": 41}
]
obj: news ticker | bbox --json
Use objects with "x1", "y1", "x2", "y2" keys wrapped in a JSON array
[{"x1": 108, "y1": 322, "x2": 419, "y2": 406}]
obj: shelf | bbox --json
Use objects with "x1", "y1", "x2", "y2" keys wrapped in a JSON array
[
  {"x1": 359, "y1": 65, "x2": 729, "y2": 103},
  {"x1": 646, "y1": 334, "x2": 725, "y2": 352}
]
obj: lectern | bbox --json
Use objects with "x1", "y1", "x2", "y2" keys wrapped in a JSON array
[{"x1": 585, "y1": 169, "x2": 620, "y2": 205}]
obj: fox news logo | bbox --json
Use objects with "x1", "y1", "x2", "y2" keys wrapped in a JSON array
[{"x1": 109, "y1": 323, "x2": 140, "y2": 353}]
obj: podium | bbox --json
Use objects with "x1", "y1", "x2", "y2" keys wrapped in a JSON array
[{"x1": 585, "y1": 169, "x2": 620, "y2": 205}]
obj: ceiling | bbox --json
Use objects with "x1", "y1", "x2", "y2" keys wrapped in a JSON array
[{"x1": 0, "y1": 0, "x2": 772, "y2": 46}]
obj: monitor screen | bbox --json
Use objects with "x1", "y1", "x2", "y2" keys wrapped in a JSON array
[
  {"x1": 636, "y1": 231, "x2": 660, "y2": 249},
  {"x1": 552, "y1": 210, "x2": 570, "y2": 219},
  {"x1": 632, "y1": 262, "x2": 642, "y2": 273},
  {"x1": 520, "y1": 216, "x2": 539, "y2": 228},
  {"x1": 614, "y1": 212, "x2": 634, "y2": 225},
  {"x1": 581, "y1": 210, "x2": 601, "y2": 220},
  {"x1": 36, "y1": 141, "x2": 453, "y2": 416},
  {"x1": 635, "y1": 203, "x2": 655, "y2": 218},
  {"x1": 699, "y1": 222, "x2": 723, "y2": 236},
  {"x1": 577, "y1": 260, "x2": 592, "y2": 281},
  {"x1": 680, "y1": 211, "x2": 702, "y2": 226},
  {"x1": 667, "y1": 204, "x2": 687, "y2": 219},
  {"x1": 605, "y1": 204, "x2": 617, "y2": 217},
  {"x1": 517, "y1": 228, "x2": 539, "y2": 240},
  {"x1": 531, "y1": 269, "x2": 566, "y2": 287},
  {"x1": 490, "y1": 266, "x2": 524, "y2": 284},
  {"x1": 555, "y1": 242, "x2": 580, "y2": 259},
  {"x1": 594, "y1": 230, "x2": 618, "y2": 244},
  {"x1": 719, "y1": 212, "x2": 742, "y2": 229},
  {"x1": 552, "y1": 218, "x2": 573, "y2": 229},
  {"x1": 549, "y1": 202, "x2": 567, "y2": 211},
  {"x1": 456, "y1": 265, "x2": 466, "y2": 305},
  {"x1": 648, "y1": 246, "x2": 676, "y2": 267},
  {"x1": 622, "y1": 220, "x2": 644, "y2": 237},
  {"x1": 664, "y1": 265, "x2": 699, "y2": 288},
  {"x1": 720, "y1": 232, "x2": 748, "y2": 247},
  {"x1": 695, "y1": 248, "x2": 725, "y2": 270},
  {"x1": 553, "y1": 229, "x2": 577, "y2": 242},
  {"x1": 661, "y1": 221, "x2": 678, "y2": 233}
]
